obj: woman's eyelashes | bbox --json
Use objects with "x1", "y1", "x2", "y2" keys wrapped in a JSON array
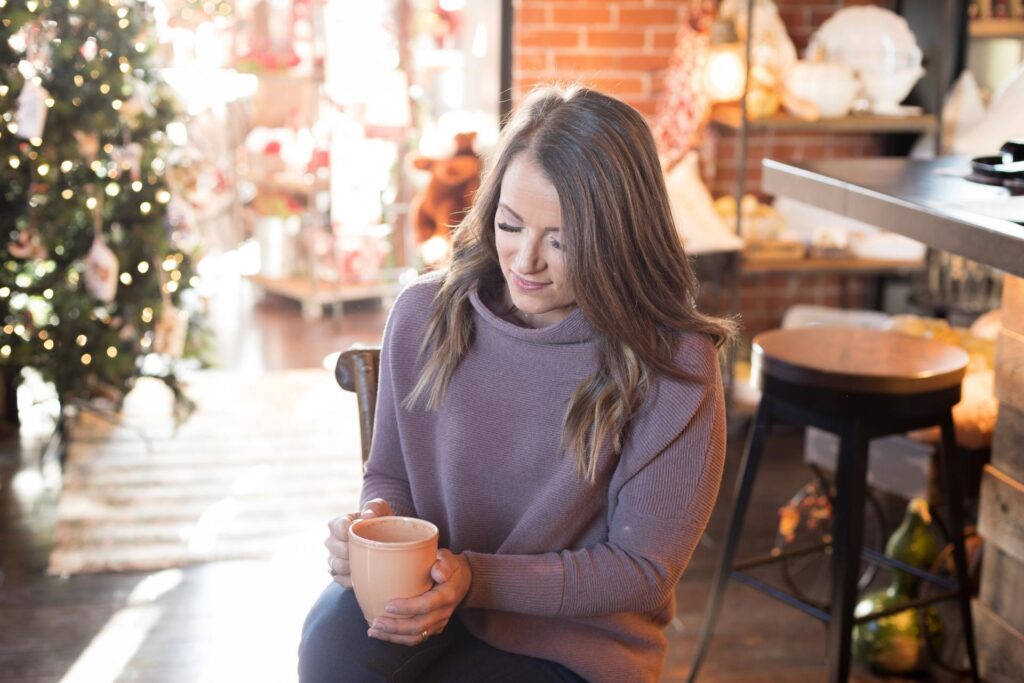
[{"x1": 496, "y1": 222, "x2": 562, "y2": 250}]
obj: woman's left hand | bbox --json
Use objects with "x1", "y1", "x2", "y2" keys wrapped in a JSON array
[{"x1": 367, "y1": 549, "x2": 472, "y2": 646}]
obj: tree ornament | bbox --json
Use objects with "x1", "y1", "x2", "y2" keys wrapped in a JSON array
[
  {"x1": 83, "y1": 192, "x2": 118, "y2": 303},
  {"x1": 15, "y1": 78, "x2": 49, "y2": 140},
  {"x1": 9, "y1": 228, "x2": 48, "y2": 260},
  {"x1": 153, "y1": 298, "x2": 188, "y2": 357},
  {"x1": 84, "y1": 235, "x2": 119, "y2": 302},
  {"x1": 74, "y1": 130, "x2": 100, "y2": 160},
  {"x1": 80, "y1": 36, "x2": 98, "y2": 61},
  {"x1": 119, "y1": 79, "x2": 156, "y2": 124},
  {"x1": 111, "y1": 141, "x2": 143, "y2": 180}
]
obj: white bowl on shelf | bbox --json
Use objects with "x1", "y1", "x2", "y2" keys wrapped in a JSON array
[
  {"x1": 783, "y1": 61, "x2": 861, "y2": 118},
  {"x1": 809, "y1": 6, "x2": 925, "y2": 110},
  {"x1": 860, "y1": 65, "x2": 926, "y2": 111}
]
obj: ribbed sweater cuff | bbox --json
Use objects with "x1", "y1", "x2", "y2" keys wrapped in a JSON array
[{"x1": 461, "y1": 551, "x2": 565, "y2": 616}]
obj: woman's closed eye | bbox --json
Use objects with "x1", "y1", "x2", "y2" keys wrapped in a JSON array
[{"x1": 497, "y1": 222, "x2": 562, "y2": 250}]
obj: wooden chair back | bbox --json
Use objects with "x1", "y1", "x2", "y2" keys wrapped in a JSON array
[{"x1": 334, "y1": 346, "x2": 382, "y2": 465}]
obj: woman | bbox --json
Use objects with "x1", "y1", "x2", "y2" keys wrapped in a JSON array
[{"x1": 299, "y1": 84, "x2": 733, "y2": 682}]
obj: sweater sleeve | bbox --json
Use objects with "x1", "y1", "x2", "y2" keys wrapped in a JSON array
[
  {"x1": 358, "y1": 287, "x2": 423, "y2": 518},
  {"x1": 461, "y1": 341, "x2": 726, "y2": 617}
]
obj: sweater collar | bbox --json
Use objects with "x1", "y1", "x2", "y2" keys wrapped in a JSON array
[{"x1": 469, "y1": 286, "x2": 594, "y2": 345}]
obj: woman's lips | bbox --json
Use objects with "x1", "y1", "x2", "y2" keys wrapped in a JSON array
[{"x1": 511, "y1": 271, "x2": 550, "y2": 292}]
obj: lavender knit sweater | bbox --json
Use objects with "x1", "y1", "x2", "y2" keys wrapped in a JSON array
[{"x1": 360, "y1": 274, "x2": 726, "y2": 682}]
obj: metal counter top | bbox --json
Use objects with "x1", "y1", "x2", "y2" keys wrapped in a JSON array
[{"x1": 763, "y1": 157, "x2": 1024, "y2": 278}]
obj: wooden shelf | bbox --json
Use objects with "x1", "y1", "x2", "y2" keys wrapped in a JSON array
[
  {"x1": 711, "y1": 105, "x2": 937, "y2": 134},
  {"x1": 246, "y1": 274, "x2": 401, "y2": 320},
  {"x1": 243, "y1": 174, "x2": 330, "y2": 195},
  {"x1": 740, "y1": 256, "x2": 926, "y2": 275},
  {"x1": 970, "y1": 18, "x2": 1024, "y2": 39}
]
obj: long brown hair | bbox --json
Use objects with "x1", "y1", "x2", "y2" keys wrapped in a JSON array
[{"x1": 405, "y1": 84, "x2": 735, "y2": 482}]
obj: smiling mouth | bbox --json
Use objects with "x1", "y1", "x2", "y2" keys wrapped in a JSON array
[{"x1": 511, "y1": 272, "x2": 550, "y2": 290}]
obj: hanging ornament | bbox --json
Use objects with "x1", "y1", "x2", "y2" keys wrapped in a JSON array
[
  {"x1": 74, "y1": 131, "x2": 101, "y2": 160},
  {"x1": 84, "y1": 190, "x2": 119, "y2": 303},
  {"x1": 15, "y1": 78, "x2": 50, "y2": 140},
  {"x1": 652, "y1": 3, "x2": 715, "y2": 168},
  {"x1": 119, "y1": 79, "x2": 156, "y2": 124},
  {"x1": 80, "y1": 36, "x2": 98, "y2": 61},
  {"x1": 111, "y1": 141, "x2": 143, "y2": 180},
  {"x1": 26, "y1": 20, "x2": 57, "y2": 73},
  {"x1": 84, "y1": 236, "x2": 119, "y2": 302},
  {"x1": 152, "y1": 299, "x2": 188, "y2": 357},
  {"x1": 8, "y1": 228, "x2": 48, "y2": 260}
]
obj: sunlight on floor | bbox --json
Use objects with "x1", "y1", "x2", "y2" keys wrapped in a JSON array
[
  {"x1": 194, "y1": 528, "x2": 330, "y2": 682},
  {"x1": 60, "y1": 570, "x2": 184, "y2": 683}
]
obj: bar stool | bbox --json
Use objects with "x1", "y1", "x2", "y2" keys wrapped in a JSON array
[{"x1": 687, "y1": 327, "x2": 980, "y2": 683}]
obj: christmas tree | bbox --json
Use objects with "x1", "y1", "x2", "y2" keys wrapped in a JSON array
[{"x1": 0, "y1": 0, "x2": 205, "y2": 423}]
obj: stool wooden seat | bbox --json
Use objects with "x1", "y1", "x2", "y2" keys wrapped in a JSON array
[
  {"x1": 687, "y1": 327, "x2": 979, "y2": 683},
  {"x1": 753, "y1": 327, "x2": 968, "y2": 395}
]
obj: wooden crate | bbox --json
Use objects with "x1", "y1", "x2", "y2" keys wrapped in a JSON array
[
  {"x1": 974, "y1": 600, "x2": 1024, "y2": 683},
  {"x1": 979, "y1": 543, "x2": 1024, "y2": 635},
  {"x1": 993, "y1": 404, "x2": 1024, "y2": 486}
]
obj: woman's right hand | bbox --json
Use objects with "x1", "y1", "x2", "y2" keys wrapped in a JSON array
[{"x1": 325, "y1": 498, "x2": 393, "y2": 588}]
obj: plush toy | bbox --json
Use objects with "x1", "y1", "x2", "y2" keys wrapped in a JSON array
[{"x1": 410, "y1": 131, "x2": 481, "y2": 246}]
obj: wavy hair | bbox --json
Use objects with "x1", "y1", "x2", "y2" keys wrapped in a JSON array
[{"x1": 404, "y1": 84, "x2": 735, "y2": 482}]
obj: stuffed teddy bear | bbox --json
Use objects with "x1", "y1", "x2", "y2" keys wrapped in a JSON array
[{"x1": 410, "y1": 131, "x2": 481, "y2": 246}]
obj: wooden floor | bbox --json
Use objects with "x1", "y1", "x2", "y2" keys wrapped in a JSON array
[{"x1": 0, "y1": 267, "x2": 958, "y2": 682}]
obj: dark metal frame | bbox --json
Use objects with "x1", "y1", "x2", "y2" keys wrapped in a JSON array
[
  {"x1": 687, "y1": 378, "x2": 980, "y2": 683},
  {"x1": 499, "y1": 0, "x2": 514, "y2": 127}
]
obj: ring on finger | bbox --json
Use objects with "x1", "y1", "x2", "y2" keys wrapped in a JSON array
[
  {"x1": 327, "y1": 556, "x2": 338, "y2": 577},
  {"x1": 420, "y1": 630, "x2": 429, "y2": 643}
]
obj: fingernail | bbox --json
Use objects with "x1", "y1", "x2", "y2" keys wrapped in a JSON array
[
  {"x1": 385, "y1": 604, "x2": 397, "y2": 613},
  {"x1": 367, "y1": 628, "x2": 379, "y2": 638}
]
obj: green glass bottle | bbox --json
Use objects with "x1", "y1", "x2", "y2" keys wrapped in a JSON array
[{"x1": 851, "y1": 498, "x2": 944, "y2": 674}]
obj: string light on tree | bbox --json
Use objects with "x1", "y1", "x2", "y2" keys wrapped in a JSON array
[{"x1": 81, "y1": 353, "x2": 92, "y2": 365}]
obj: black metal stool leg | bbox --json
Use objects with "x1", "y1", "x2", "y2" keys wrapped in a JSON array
[
  {"x1": 828, "y1": 419, "x2": 870, "y2": 683},
  {"x1": 938, "y1": 413, "x2": 981, "y2": 683},
  {"x1": 687, "y1": 398, "x2": 773, "y2": 683}
]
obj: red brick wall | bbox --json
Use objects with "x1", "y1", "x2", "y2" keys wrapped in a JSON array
[
  {"x1": 513, "y1": 0, "x2": 688, "y2": 117},
  {"x1": 512, "y1": 0, "x2": 892, "y2": 332},
  {"x1": 511, "y1": 0, "x2": 890, "y2": 110}
]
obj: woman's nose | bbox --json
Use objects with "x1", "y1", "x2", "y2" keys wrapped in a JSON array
[{"x1": 514, "y1": 238, "x2": 543, "y2": 273}]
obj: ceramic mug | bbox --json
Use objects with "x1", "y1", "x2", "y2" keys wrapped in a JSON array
[{"x1": 348, "y1": 516, "x2": 439, "y2": 625}]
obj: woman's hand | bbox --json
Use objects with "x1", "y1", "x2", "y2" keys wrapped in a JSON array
[
  {"x1": 367, "y1": 550, "x2": 472, "y2": 646},
  {"x1": 324, "y1": 498, "x2": 392, "y2": 588}
]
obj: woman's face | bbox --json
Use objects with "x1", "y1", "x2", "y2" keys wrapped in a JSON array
[{"x1": 494, "y1": 155, "x2": 576, "y2": 328}]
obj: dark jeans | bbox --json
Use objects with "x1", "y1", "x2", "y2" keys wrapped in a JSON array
[{"x1": 298, "y1": 582, "x2": 586, "y2": 682}]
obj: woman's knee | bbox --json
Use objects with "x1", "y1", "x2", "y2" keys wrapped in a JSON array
[
  {"x1": 298, "y1": 582, "x2": 448, "y2": 683},
  {"x1": 298, "y1": 583, "x2": 372, "y2": 682}
]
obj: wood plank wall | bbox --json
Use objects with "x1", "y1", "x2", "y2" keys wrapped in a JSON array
[{"x1": 976, "y1": 274, "x2": 1024, "y2": 682}]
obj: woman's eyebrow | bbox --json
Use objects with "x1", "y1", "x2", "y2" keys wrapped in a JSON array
[{"x1": 498, "y1": 203, "x2": 560, "y2": 231}]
